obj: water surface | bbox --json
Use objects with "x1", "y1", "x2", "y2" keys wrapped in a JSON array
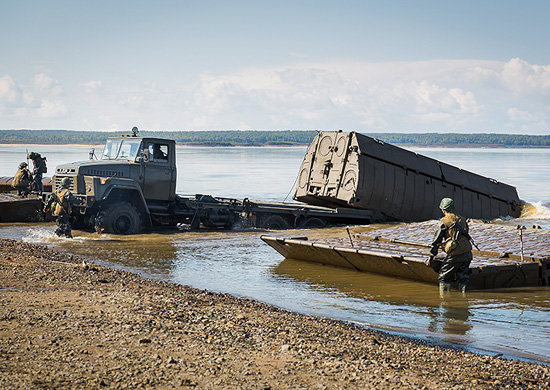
[{"x1": 1, "y1": 144, "x2": 549, "y2": 363}]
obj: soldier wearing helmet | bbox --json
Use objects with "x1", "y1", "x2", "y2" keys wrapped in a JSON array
[
  {"x1": 43, "y1": 177, "x2": 83, "y2": 238},
  {"x1": 426, "y1": 198, "x2": 473, "y2": 293},
  {"x1": 11, "y1": 162, "x2": 32, "y2": 197},
  {"x1": 27, "y1": 151, "x2": 47, "y2": 195}
]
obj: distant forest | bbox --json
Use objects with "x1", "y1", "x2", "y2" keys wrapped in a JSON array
[{"x1": 1, "y1": 129, "x2": 549, "y2": 147}]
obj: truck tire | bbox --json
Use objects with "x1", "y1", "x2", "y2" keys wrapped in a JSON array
[
  {"x1": 299, "y1": 217, "x2": 326, "y2": 228},
  {"x1": 102, "y1": 202, "x2": 141, "y2": 234},
  {"x1": 262, "y1": 215, "x2": 290, "y2": 229}
]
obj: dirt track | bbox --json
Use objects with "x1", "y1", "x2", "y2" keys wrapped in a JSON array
[{"x1": 0, "y1": 238, "x2": 548, "y2": 389}]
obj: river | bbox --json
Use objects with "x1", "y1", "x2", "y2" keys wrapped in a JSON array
[{"x1": 1, "y1": 144, "x2": 549, "y2": 364}]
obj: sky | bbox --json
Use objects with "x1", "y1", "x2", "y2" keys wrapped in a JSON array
[{"x1": 1, "y1": 0, "x2": 549, "y2": 134}]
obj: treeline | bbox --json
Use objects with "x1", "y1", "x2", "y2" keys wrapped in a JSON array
[
  {"x1": 370, "y1": 132, "x2": 550, "y2": 147},
  {"x1": 0, "y1": 130, "x2": 317, "y2": 146},
  {"x1": 0, "y1": 129, "x2": 549, "y2": 147}
]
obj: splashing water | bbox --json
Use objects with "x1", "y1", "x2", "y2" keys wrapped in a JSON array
[
  {"x1": 22, "y1": 227, "x2": 64, "y2": 244},
  {"x1": 520, "y1": 201, "x2": 550, "y2": 220},
  {"x1": 21, "y1": 227, "x2": 111, "y2": 245}
]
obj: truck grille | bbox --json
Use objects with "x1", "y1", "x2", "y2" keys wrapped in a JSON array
[{"x1": 86, "y1": 169, "x2": 124, "y2": 177}]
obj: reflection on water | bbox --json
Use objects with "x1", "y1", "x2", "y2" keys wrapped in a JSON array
[{"x1": 427, "y1": 297, "x2": 472, "y2": 338}]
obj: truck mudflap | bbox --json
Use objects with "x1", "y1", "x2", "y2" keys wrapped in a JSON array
[{"x1": 294, "y1": 131, "x2": 522, "y2": 222}]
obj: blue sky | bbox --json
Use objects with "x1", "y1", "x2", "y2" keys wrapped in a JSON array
[{"x1": 1, "y1": 1, "x2": 549, "y2": 133}]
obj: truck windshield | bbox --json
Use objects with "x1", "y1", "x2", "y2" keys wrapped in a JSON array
[{"x1": 102, "y1": 139, "x2": 142, "y2": 160}]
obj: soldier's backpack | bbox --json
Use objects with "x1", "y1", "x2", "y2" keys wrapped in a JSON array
[{"x1": 40, "y1": 156, "x2": 47, "y2": 173}]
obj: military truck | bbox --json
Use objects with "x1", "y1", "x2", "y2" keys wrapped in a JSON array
[
  {"x1": 51, "y1": 132, "x2": 382, "y2": 234},
  {"x1": 50, "y1": 129, "x2": 523, "y2": 234}
]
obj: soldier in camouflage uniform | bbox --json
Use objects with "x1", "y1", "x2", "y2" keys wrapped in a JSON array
[
  {"x1": 27, "y1": 151, "x2": 47, "y2": 195},
  {"x1": 43, "y1": 177, "x2": 82, "y2": 238},
  {"x1": 11, "y1": 162, "x2": 32, "y2": 197},
  {"x1": 427, "y1": 198, "x2": 473, "y2": 293}
]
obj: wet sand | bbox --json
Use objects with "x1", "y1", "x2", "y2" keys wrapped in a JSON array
[{"x1": 1, "y1": 238, "x2": 548, "y2": 389}]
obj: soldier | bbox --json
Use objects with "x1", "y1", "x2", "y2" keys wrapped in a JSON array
[
  {"x1": 11, "y1": 162, "x2": 32, "y2": 197},
  {"x1": 43, "y1": 177, "x2": 82, "y2": 238},
  {"x1": 27, "y1": 151, "x2": 48, "y2": 195},
  {"x1": 152, "y1": 143, "x2": 167, "y2": 160},
  {"x1": 426, "y1": 198, "x2": 473, "y2": 293}
]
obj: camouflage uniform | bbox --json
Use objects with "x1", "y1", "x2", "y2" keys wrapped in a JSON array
[
  {"x1": 44, "y1": 178, "x2": 81, "y2": 238},
  {"x1": 11, "y1": 162, "x2": 32, "y2": 196},
  {"x1": 27, "y1": 152, "x2": 47, "y2": 194},
  {"x1": 428, "y1": 198, "x2": 473, "y2": 292}
]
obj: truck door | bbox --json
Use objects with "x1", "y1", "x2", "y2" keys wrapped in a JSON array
[{"x1": 143, "y1": 141, "x2": 176, "y2": 201}]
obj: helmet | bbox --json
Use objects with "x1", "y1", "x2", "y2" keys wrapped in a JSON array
[
  {"x1": 27, "y1": 152, "x2": 37, "y2": 159},
  {"x1": 19, "y1": 162, "x2": 27, "y2": 168},
  {"x1": 439, "y1": 198, "x2": 455, "y2": 211},
  {"x1": 60, "y1": 177, "x2": 72, "y2": 187}
]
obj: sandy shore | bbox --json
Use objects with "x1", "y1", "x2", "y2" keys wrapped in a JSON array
[{"x1": 0, "y1": 238, "x2": 548, "y2": 389}]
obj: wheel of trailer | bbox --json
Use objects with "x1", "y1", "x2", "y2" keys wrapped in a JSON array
[
  {"x1": 299, "y1": 217, "x2": 326, "y2": 228},
  {"x1": 102, "y1": 202, "x2": 141, "y2": 234},
  {"x1": 263, "y1": 215, "x2": 290, "y2": 230}
]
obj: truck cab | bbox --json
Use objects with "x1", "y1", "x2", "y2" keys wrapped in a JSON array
[{"x1": 100, "y1": 136, "x2": 177, "y2": 201}]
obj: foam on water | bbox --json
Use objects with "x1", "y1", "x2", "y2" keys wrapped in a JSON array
[
  {"x1": 21, "y1": 227, "x2": 65, "y2": 244},
  {"x1": 20, "y1": 227, "x2": 111, "y2": 245},
  {"x1": 520, "y1": 201, "x2": 550, "y2": 220}
]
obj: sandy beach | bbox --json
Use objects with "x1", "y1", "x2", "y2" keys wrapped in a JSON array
[{"x1": 1, "y1": 238, "x2": 548, "y2": 389}]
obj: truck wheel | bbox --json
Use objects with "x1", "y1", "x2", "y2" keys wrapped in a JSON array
[
  {"x1": 299, "y1": 217, "x2": 326, "y2": 228},
  {"x1": 263, "y1": 215, "x2": 290, "y2": 229},
  {"x1": 102, "y1": 202, "x2": 141, "y2": 234}
]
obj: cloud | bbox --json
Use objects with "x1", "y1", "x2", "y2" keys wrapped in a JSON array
[
  {"x1": 181, "y1": 65, "x2": 486, "y2": 130},
  {"x1": 393, "y1": 81, "x2": 482, "y2": 116},
  {"x1": 507, "y1": 107, "x2": 548, "y2": 131},
  {"x1": 1, "y1": 58, "x2": 549, "y2": 133},
  {"x1": 0, "y1": 75, "x2": 28, "y2": 119},
  {"x1": 502, "y1": 58, "x2": 550, "y2": 94},
  {"x1": 38, "y1": 99, "x2": 68, "y2": 119},
  {"x1": 186, "y1": 58, "x2": 549, "y2": 132},
  {"x1": 79, "y1": 80, "x2": 103, "y2": 92},
  {"x1": 119, "y1": 95, "x2": 146, "y2": 110},
  {"x1": 0, "y1": 74, "x2": 67, "y2": 121},
  {"x1": 0, "y1": 75, "x2": 22, "y2": 106},
  {"x1": 33, "y1": 73, "x2": 63, "y2": 95},
  {"x1": 508, "y1": 107, "x2": 536, "y2": 122}
]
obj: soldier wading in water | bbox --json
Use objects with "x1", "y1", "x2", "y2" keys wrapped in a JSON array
[
  {"x1": 43, "y1": 177, "x2": 82, "y2": 238},
  {"x1": 426, "y1": 198, "x2": 473, "y2": 293}
]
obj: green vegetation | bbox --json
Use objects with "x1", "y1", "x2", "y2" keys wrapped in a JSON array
[{"x1": 0, "y1": 129, "x2": 549, "y2": 147}]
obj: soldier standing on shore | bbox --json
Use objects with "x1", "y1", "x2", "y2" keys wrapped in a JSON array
[
  {"x1": 11, "y1": 162, "x2": 32, "y2": 197},
  {"x1": 43, "y1": 177, "x2": 82, "y2": 238},
  {"x1": 426, "y1": 198, "x2": 473, "y2": 293},
  {"x1": 27, "y1": 151, "x2": 47, "y2": 195}
]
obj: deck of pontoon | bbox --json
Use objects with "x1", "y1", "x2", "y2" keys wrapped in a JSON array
[{"x1": 261, "y1": 221, "x2": 550, "y2": 290}]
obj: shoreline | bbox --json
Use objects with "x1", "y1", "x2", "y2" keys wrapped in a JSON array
[{"x1": 1, "y1": 238, "x2": 548, "y2": 389}]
